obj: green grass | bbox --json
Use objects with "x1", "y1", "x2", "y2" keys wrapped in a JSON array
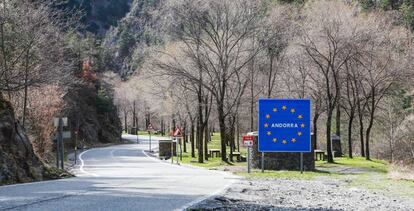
[
  {"x1": 241, "y1": 156, "x2": 414, "y2": 198},
  {"x1": 244, "y1": 157, "x2": 389, "y2": 180},
  {"x1": 177, "y1": 137, "x2": 414, "y2": 198},
  {"x1": 316, "y1": 157, "x2": 389, "y2": 173},
  {"x1": 176, "y1": 132, "x2": 247, "y2": 168}
]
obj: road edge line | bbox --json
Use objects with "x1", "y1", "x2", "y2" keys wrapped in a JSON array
[
  {"x1": 141, "y1": 149, "x2": 240, "y2": 211},
  {"x1": 78, "y1": 149, "x2": 99, "y2": 177},
  {"x1": 174, "y1": 176, "x2": 238, "y2": 211}
]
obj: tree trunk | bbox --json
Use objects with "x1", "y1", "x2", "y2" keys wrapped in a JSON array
[
  {"x1": 183, "y1": 121, "x2": 187, "y2": 153},
  {"x1": 365, "y1": 124, "x2": 372, "y2": 160},
  {"x1": 197, "y1": 120, "x2": 204, "y2": 163},
  {"x1": 357, "y1": 99, "x2": 365, "y2": 157},
  {"x1": 22, "y1": 50, "x2": 29, "y2": 128},
  {"x1": 236, "y1": 116, "x2": 240, "y2": 152},
  {"x1": 204, "y1": 124, "x2": 209, "y2": 161},
  {"x1": 124, "y1": 110, "x2": 127, "y2": 132},
  {"x1": 250, "y1": 64, "x2": 255, "y2": 132},
  {"x1": 359, "y1": 116, "x2": 365, "y2": 157},
  {"x1": 267, "y1": 57, "x2": 273, "y2": 98},
  {"x1": 190, "y1": 121, "x2": 195, "y2": 158},
  {"x1": 161, "y1": 118, "x2": 164, "y2": 136},
  {"x1": 348, "y1": 114, "x2": 354, "y2": 158},
  {"x1": 365, "y1": 102, "x2": 375, "y2": 160},
  {"x1": 229, "y1": 119, "x2": 235, "y2": 162},
  {"x1": 250, "y1": 82, "x2": 254, "y2": 131},
  {"x1": 326, "y1": 109, "x2": 334, "y2": 163},
  {"x1": 336, "y1": 105, "x2": 341, "y2": 137},
  {"x1": 136, "y1": 116, "x2": 139, "y2": 132},
  {"x1": 133, "y1": 101, "x2": 136, "y2": 128},
  {"x1": 313, "y1": 113, "x2": 319, "y2": 150},
  {"x1": 218, "y1": 111, "x2": 227, "y2": 162}
]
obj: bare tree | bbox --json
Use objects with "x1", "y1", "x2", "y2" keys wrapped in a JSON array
[
  {"x1": 155, "y1": 0, "x2": 266, "y2": 161},
  {"x1": 0, "y1": 0, "x2": 77, "y2": 127},
  {"x1": 300, "y1": 1, "x2": 356, "y2": 163}
]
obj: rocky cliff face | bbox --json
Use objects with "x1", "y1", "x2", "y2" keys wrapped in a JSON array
[
  {"x1": 0, "y1": 94, "x2": 44, "y2": 185},
  {"x1": 102, "y1": 0, "x2": 164, "y2": 78},
  {"x1": 60, "y1": 0, "x2": 133, "y2": 35},
  {"x1": 64, "y1": 82, "x2": 122, "y2": 146}
]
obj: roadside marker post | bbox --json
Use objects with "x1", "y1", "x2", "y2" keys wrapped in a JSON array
[
  {"x1": 176, "y1": 139, "x2": 179, "y2": 164},
  {"x1": 242, "y1": 135, "x2": 254, "y2": 173},
  {"x1": 147, "y1": 123, "x2": 154, "y2": 152},
  {"x1": 173, "y1": 128, "x2": 183, "y2": 164},
  {"x1": 171, "y1": 137, "x2": 174, "y2": 164}
]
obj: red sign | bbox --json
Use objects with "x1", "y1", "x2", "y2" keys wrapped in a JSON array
[
  {"x1": 242, "y1": 136, "x2": 254, "y2": 147},
  {"x1": 147, "y1": 123, "x2": 154, "y2": 131},
  {"x1": 243, "y1": 136, "x2": 254, "y2": 141},
  {"x1": 173, "y1": 128, "x2": 182, "y2": 137}
]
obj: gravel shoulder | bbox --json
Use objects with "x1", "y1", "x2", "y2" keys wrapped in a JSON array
[{"x1": 188, "y1": 177, "x2": 414, "y2": 211}]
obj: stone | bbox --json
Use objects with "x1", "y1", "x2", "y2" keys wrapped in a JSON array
[
  {"x1": 251, "y1": 135, "x2": 315, "y2": 170},
  {"x1": 0, "y1": 94, "x2": 44, "y2": 185}
]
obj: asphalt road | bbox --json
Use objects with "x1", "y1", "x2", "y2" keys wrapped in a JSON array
[{"x1": 0, "y1": 135, "x2": 237, "y2": 211}]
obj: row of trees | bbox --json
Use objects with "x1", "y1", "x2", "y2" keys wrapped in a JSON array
[
  {"x1": 0, "y1": 0, "x2": 118, "y2": 162},
  {"x1": 0, "y1": 0, "x2": 79, "y2": 160},
  {"x1": 116, "y1": 0, "x2": 414, "y2": 165}
]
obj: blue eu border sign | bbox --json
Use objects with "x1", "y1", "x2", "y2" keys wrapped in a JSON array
[{"x1": 258, "y1": 99, "x2": 311, "y2": 153}]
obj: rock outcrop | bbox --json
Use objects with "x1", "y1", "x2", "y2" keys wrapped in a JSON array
[
  {"x1": 0, "y1": 94, "x2": 44, "y2": 185},
  {"x1": 64, "y1": 83, "x2": 122, "y2": 146}
]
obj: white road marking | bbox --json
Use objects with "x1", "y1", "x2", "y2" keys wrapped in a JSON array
[
  {"x1": 78, "y1": 149, "x2": 99, "y2": 177},
  {"x1": 141, "y1": 147, "x2": 239, "y2": 211},
  {"x1": 175, "y1": 178, "x2": 237, "y2": 211}
]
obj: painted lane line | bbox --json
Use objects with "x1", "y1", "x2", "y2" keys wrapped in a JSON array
[{"x1": 78, "y1": 149, "x2": 99, "y2": 177}]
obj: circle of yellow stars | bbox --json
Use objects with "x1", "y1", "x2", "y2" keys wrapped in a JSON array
[{"x1": 264, "y1": 105, "x2": 305, "y2": 145}]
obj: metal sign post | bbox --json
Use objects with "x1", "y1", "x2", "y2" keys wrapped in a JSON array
[
  {"x1": 242, "y1": 136, "x2": 254, "y2": 174},
  {"x1": 300, "y1": 152, "x2": 304, "y2": 174},
  {"x1": 179, "y1": 138, "x2": 182, "y2": 161},
  {"x1": 149, "y1": 131, "x2": 152, "y2": 152},
  {"x1": 247, "y1": 147, "x2": 251, "y2": 173},
  {"x1": 58, "y1": 118, "x2": 64, "y2": 169},
  {"x1": 74, "y1": 131, "x2": 78, "y2": 165},
  {"x1": 176, "y1": 139, "x2": 179, "y2": 165},
  {"x1": 171, "y1": 138, "x2": 174, "y2": 164},
  {"x1": 147, "y1": 123, "x2": 154, "y2": 152},
  {"x1": 173, "y1": 128, "x2": 183, "y2": 164},
  {"x1": 53, "y1": 117, "x2": 69, "y2": 170},
  {"x1": 261, "y1": 152, "x2": 264, "y2": 173},
  {"x1": 55, "y1": 136, "x2": 59, "y2": 168}
]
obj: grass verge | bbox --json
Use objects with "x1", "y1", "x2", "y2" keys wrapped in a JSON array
[{"x1": 172, "y1": 133, "x2": 247, "y2": 169}]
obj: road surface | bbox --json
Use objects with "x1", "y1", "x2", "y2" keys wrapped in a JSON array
[{"x1": 0, "y1": 135, "x2": 237, "y2": 211}]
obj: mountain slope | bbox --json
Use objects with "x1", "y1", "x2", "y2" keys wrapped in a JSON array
[{"x1": 60, "y1": 0, "x2": 133, "y2": 34}]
